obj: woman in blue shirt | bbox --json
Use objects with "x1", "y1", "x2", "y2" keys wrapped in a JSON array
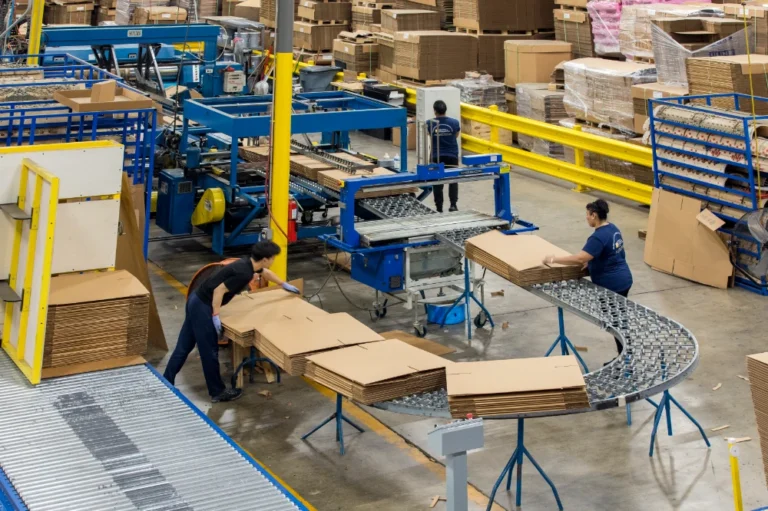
[{"x1": 543, "y1": 199, "x2": 633, "y2": 352}]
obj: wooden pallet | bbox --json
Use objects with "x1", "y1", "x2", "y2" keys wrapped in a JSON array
[
  {"x1": 456, "y1": 26, "x2": 554, "y2": 36},
  {"x1": 396, "y1": 76, "x2": 453, "y2": 87},
  {"x1": 298, "y1": 17, "x2": 349, "y2": 24},
  {"x1": 628, "y1": 55, "x2": 655, "y2": 64},
  {"x1": 355, "y1": 0, "x2": 395, "y2": 7}
]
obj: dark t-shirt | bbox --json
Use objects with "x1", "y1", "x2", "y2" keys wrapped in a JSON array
[
  {"x1": 427, "y1": 116, "x2": 461, "y2": 160},
  {"x1": 196, "y1": 257, "x2": 261, "y2": 307},
  {"x1": 583, "y1": 223, "x2": 633, "y2": 293}
]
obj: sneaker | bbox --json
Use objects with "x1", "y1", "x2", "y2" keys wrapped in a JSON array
[
  {"x1": 212, "y1": 388, "x2": 243, "y2": 403},
  {"x1": 449, "y1": 205, "x2": 458, "y2": 212}
]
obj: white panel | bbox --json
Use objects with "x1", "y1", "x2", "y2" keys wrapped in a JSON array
[
  {"x1": 416, "y1": 87, "x2": 462, "y2": 123},
  {"x1": 51, "y1": 200, "x2": 120, "y2": 274},
  {"x1": 23, "y1": 179, "x2": 53, "y2": 367},
  {"x1": 0, "y1": 145, "x2": 124, "y2": 200}
]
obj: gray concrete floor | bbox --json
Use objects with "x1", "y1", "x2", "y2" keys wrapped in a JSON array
[{"x1": 147, "y1": 133, "x2": 768, "y2": 511}]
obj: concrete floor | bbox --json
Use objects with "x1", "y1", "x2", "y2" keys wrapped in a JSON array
[{"x1": 147, "y1": 133, "x2": 768, "y2": 511}]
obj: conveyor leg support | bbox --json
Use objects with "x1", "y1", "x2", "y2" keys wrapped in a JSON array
[
  {"x1": 302, "y1": 393, "x2": 364, "y2": 455},
  {"x1": 441, "y1": 259, "x2": 495, "y2": 340},
  {"x1": 648, "y1": 390, "x2": 710, "y2": 457},
  {"x1": 544, "y1": 308, "x2": 589, "y2": 373},
  {"x1": 487, "y1": 419, "x2": 563, "y2": 511}
]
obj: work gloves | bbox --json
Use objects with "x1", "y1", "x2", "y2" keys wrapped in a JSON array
[{"x1": 282, "y1": 282, "x2": 300, "y2": 294}]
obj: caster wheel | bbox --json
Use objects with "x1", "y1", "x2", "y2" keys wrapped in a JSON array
[
  {"x1": 302, "y1": 210, "x2": 313, "y2": 224},
  {"x1": 414, "y1": 325, "x2": 427, "y2": 338},
  {"x1": 322, "y1": 210, "x2": 328, "y2": 218},
  {"x1": 373, "y1": 299, "x2": 388, "y2": 319},
  {"x1": 474, "y1": 312, "x2": 488, "y2": 329}
]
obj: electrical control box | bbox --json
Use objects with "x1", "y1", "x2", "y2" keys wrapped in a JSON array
[
  {"x1": 156, "y1": 168, "x2": 195, "y2": 235},
  {"x1": 416, "y1": 86, "x2": 461, "y2": 124},
  {"x1": 223, "y1": 70, "x2": 246, "y2": 93}
]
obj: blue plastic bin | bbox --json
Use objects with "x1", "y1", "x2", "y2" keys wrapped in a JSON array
[{"x1": 426, "y1": 303, "x2": 466, "y2": 325}]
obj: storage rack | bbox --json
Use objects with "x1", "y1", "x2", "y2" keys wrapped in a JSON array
[{"x1": 649, "y1": 93, "x2": 768, "y2": 295}]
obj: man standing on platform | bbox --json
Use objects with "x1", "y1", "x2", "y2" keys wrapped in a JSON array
[
  {"x1": 163, "y1": 241, "x2": 300, "y2": 403},
  {"x1": 427, "y1": 99, "x2": 461, "y2": 213}
]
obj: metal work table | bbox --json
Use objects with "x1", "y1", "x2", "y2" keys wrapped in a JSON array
[{"x1": 0, "y1": 356, "x2": 309, "y2": 511}]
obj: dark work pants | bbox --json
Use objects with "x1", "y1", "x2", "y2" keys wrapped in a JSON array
[
  {"x1": 614, "y1": 287, "x2": 631, "y2": 353},
  {"x1": 163, "y1": 293, "x2": 226, "y2": 397},
  {"x1": 432, "y1": 155, "x2": 459, "y2": 211}
]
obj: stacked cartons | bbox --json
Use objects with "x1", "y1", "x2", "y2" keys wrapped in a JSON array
[
  {"x1": 375, "y1": 32, "x2": 395, "y2": 74},
  {"x1": 465, "y1": 231, "x2": 587, "y2": 286},
  {"x1": 631, "y1": 82, "x2": 688, "y2": 134},
  {"x1": 233, "y1": 0, "x2": 260, "y2": 19},
  {"x1": 261, "y1": 0, "x2": 300, "y2": 27},
  {"x1": 516, "y1": 84, "x2": 567, "y2": 157},
  {"x1": 563, "y1": 57, "x2": 657, "y2": 133},
  {"x1": 686, "y1": 55, "x2": 768, "y2": 114},
  {"x1": 454, "y1": 0, "x2": 554, "y2": 33},
  {"x1": 399, "y1": 0, "x2": 451, "y2": 28},
  {"x1": 254, "y1": 313, "x2": 383, "y2": 375},
  {"x1": 747, "y1": 352, "x2": 768, "y2": 487},
  {"x1": 352, "y1": 4, "x2": 389, "y2": 32},
  {"x1": 295, "y1": 21, "x2": 350, "y2": 51},
  {"x1": 318, "y1": 167, "x2": 417, "y2": 198},
  {"x1": 173, "y1": 0, "x2": 218, "y2": 18},
  {"x1": 297, "y1": 0, "x2": 351, "y2": 22},
  {"x1": 304, "y1": 339, "x2": 451, "y2": 405},
  {"x1": 333, "y1": 32, "x2": 379, "y2": 73},
  {"x1": 45, "y1": 0, "x2": 95, "y2": 25},
  {"x1": 290, "y1": 154, "x2": 334, "y2": 181},
  {"x1": 554, "y1": 8, "x2": 594, "y2": 59},
  {"x1": 132, "y1": 5, "x2": 187, "y2": 23},
  {"x1": 380, "y1": 9, "x2": 439, "y2": 33},
  {"x1": 94, "y1": 0, "x2": 117, "y2": 23},
  {"x1": 394, "y1": 31, "x2": 477, "y2": 82},
  {"x1": 115, "y1": 0, "x2": 171, "y2": 24},
  {"x1": 43, "y1": 271, "x2": 149, "y2": 369},
  {"x1": 724, "y1": 3, "x2": 768, "y2": 54},
  {"x1": 476, "y1": 33, "x2": 553, "y2": 81},
  {"x1": 447, "y1": 356, "x2": 590, "y2": 418},
  {"x1": 504, "y1": 40, "x2": 572, "y2": 90}
]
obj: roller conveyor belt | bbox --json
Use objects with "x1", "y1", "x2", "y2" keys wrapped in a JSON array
[
  {"x1": 374, "y1": 279, "x2": 699, "y2": 419},
  {"x1": 0, "y1": 356, "x2": 308, "y2": 511}
]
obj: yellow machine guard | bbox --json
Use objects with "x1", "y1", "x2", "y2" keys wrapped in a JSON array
[{"x1": 192, "y1": 188, "x2": 225, "y2": 226}]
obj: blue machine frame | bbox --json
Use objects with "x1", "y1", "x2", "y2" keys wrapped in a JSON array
[
  {"x1": 176, "y1": 91, "x2": 410, "y2": 254},
  {"x1": 649, "y1": 93, "x2": 768, "y2": 295}
]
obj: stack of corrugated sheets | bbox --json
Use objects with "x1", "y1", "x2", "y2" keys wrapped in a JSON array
[
  {"x1": 255, "y1": 313, "x2": 384, "y2": 375},
  {"x1": 394, "y1": 31, "x2": 477, "y2": 82},
  {"x1": 447, "y1": 356, "x2": 590, "y2": 418},
  {"x1": 317, "y1": 167, "x2": 413, "y2": 198},
  {"x1": 686, "y1": 56, "x2": 768, "y2": 115},
  {"x1": 747, "y1": 352, "x2": 768, "y2": 487},
  {"x1": 290, "y1": 154, "x2": 334, "y2": 181},
  {"x1": 465, "y1": 231, "x2": 586, "y2": 286},
  {"x1": 305, "y1": 339, "x2": 451, "y2": 404},
  {"x1": 220, "y1": 287, "x2": 324, "y2": 345},
  {"x1": 43, "y1": 271, "x2": 149, "y2": 369}
]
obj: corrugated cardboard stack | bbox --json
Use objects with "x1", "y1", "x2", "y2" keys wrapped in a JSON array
[
  {"x1": 504, "y1": 40, "x2": 572, "y2": 90},
  {"x1": 563, "y1": 57, "x2": 657, "y2": 133},
  {"x1": 255, "y1": 313, "x2": 384, "y2": 376},
  {"x1": 261, "y1": 0, "x2": 300, "y2": 27},
  {"x1": 394, "y1": 31, "x2": 477, "y2": 82},
  {"x1": 95, "y1": 0, "x2": 117, "y2": 23},
  {"x1": 45, "y1": 0, "x2": 95, "y2": 25},
  {"x1": 132, "y1": 5, "x2": 187, "y2": 23},
  {"x1": 298, "y1": 0, "x2": 351, "y2": 22},
  {"x1": 333, "y1": 32, "x2": 379, "y2": 73},
  {"x1": 233, "y1": 0, "x2": 260, "y2": 19},
  {"x1": 451, "y1": 73, "x2": 513, "y2": 145},
  {"x1": 631, "y1": 81, "x2": 688, "y2": 134},
  {"x1": 305, "y1": 339, "x2": 451, "y2": 405},
  {"x1": 517, "y1": 83, "x2": 567, "y2": 158},
  {"x1": 454, "y1": 0, "x2": 554, "y2": 33},
  {"x1": 173, "y1": 0, "x2": 218, "y2": 19},
  {"x1": 290, "y1": 154, "x2": 335, "y2": 181},
  {"x1": 398, "y1": 0, "x2": 451, "y2": 28},
  {"x1": 554, "y1": 7, "x2": 594, "y2": 59},
  {"x1": 295, "y1": 1, "x2": 351, "y2": 51},
  {"x1": 375, "y1": 32, "x2": 395, "y2": 75},
  {"x1": 43, "y1": 271, "x2": 149, "y2": 369},
  {"x1": 115, "y1": 0, "x2": 171, "y2": 24},
  {"x1": 352, "y1": 3, "x2": 390, "y2": 32},
  {"x1": 724, "y1": 3, "x2": 768, "y2": 54},
  {"x1": 686, "y1": 55, "x2": 768, "y2": 114},
  {"x1": 318, "y1": 167, "x2": 413, "y2": 198},
  {"x1": 381, "y1": 9, "x2": 439, "y2": 33},
  {"x1": 465, "y1": 231, "x2": 587, "y2": 286},
  {"x1": 747, "y1": 352, "x2": 768, "y2": 488},
  {"x1": 447, "y1": 357, "x2": 590, "y2": 418}
]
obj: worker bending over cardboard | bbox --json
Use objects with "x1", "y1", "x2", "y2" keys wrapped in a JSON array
[{"x1": 163, "y1": 241, "x2": 300, "y2": 402}]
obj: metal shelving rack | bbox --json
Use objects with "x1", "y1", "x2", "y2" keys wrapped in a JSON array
[{"x1": 649, "y1": 93, "x2": 768, "y2": 295}]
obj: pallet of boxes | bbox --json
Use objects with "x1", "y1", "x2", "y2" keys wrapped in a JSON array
[
  {"x1": 132, "y1": 5, "x2": 187, "y2": 23},
  {"x1": 93, "y1": 0, "x2": 116, "y2": 24},
  {"x1": 45, "y1": 0, "x2": 95, "y2": 26},
  {"x1": 333, "y1": 31, "x2": 379, "y2": 75},
  {"x1": 352, "y1": 0, "x2": 393, "y2": 33},
  {"x1": 451, "y1": 72, "x2": 514, "y2": 146},
  {"x1": 553, "y1": 0, "x2": 595, "y2": 59},
  {"x1": 295, "y1": 0, "x2": 351, "y2": 52}
]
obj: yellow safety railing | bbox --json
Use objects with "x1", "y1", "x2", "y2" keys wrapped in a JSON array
[{"x1": 258, "y1": 51, "x2": 654, "y2": 204}]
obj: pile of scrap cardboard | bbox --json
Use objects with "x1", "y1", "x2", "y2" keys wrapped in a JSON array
[
  {"x1": 447, "y1": 356, "x2": 590, "y2": 418},
  {"x1": 644, "y1": 188, "x2": 733, "y2": 288},
  {"x1": 465, "y1": 230, "x2": 586, "y2": 287},
  {"x1": 747, "y1": 352, "x2": 768, "y2": 487}
]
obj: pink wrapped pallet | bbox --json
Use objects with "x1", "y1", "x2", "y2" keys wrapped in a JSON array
[{"x1": 587, "y1": 0, "x2": 622, "y2": 56}]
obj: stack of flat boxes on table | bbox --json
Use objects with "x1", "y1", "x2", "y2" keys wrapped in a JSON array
[
  {"x1": 333, "y1": 31, "x2": 379, "y2": 74},
  {"x1": 295, "y1": 0, "x2": 351, "y2": 51},
  {"x1": 553, "y1": 0, "x2": 595, "y2": 59},
  {"x1": 45, "y1": 0, "x2": 95, "y2": 25}
]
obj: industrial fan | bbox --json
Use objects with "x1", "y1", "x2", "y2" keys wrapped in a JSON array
[{"x1": 729, "y1": 209, "x2": 768, "y2": 287}]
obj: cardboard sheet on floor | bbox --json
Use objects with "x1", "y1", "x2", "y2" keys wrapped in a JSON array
[
  {"x1": 304, "y1": 339, "x2": 451, "y2": 404},
  {"x1": 643, "y1": 188, "x2": 732, "y2": 288},
  {"x1": 255, "y1": 313, "x2": 383, "y2": 375}
]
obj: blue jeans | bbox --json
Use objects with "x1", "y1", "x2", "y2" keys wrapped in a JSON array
[{"x1": 163, "y1": 293, "x2": 226, "y2": 397}]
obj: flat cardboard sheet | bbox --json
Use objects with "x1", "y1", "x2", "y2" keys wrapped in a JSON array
[
  {"x1": 447, "y1": 356, "x2": 586, "y2": 396},
  {"x1": 49, "y1": 270, "x2": 149, "y2": 306},
  {"x1": 380, "y1": 330, "x2": 456, "y2": 356},
  {"x1": 643, "y1": 188, "x2": 732, "y2": 288}
]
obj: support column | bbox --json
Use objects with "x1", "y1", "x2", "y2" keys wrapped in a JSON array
[
  {"x1": 27, "y1": 0, "x2": 45, "y2": 65},
  {"x1": 269, "y1": 0, "x2": 295, "y2": 280}
]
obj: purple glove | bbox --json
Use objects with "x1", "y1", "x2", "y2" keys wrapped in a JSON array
[
  {"x1": 212, "y1": 315, "x2": 222, "y2": 337},
  {"x1": 282, "y1": 282, "x2": 300, "y2": 294}
]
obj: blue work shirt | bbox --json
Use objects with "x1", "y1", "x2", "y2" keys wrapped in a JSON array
[
  {"x1": 427, "y1": 116, "x2": 461, "y2": 160},
  {"x1": 583, "y1": 223, "x2": 633, "y2": 293}
]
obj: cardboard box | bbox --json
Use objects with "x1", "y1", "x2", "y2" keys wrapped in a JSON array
[
  {"x1": 631, "y1": 82, "x2": 688, "y2": 133},
  {"x1": 476, "y1": 33, "x2": 554, "y2": 80},
  {"x1": 504, "y1": 40, "x2": 571, "y2": 89},
  {"x1": 454, "y1": 0, "x2": 554, "y2": 32},
  {"x1": 686, "y1": 55, "x2": 768, "y2": 114},
  {"x1": 332, "y1": 37, "x2": 379, "y2": 72},
  {"x1": 644, "y1": 188, "x2": 733, "y2": 288},
  {"x1": 294, "y1": 20, "x2": 349, "y2": 51},
  {"x1": 132, "y1": 5, "x2": 186, "y2": 23},
  {"x1": 724, "y1": 2, "x2": 768, "y2": 53},
  {"x1": 44, "y1": 1, "x2": 94, "y2": 25},
  {"x1": 392, "y1": 120, "x2": 416, "y2": 149},
  {"x1": 297, "y1": 0, "x2": 351, "y2": 21},
  {"x1": 234, "y1": 0, "x2": 261, "y2": 20},
  {"x1": 54, "y1": 80, "x2": 153, "y2": 112},
  {"x1": 554, "y1": 8, "x2": 594, "y2": 59},
  {"x1": 381, "y1": 9, "x2": 439, "y2": 33},
  {"x1": 394, "y1": 31, "x2": 477, "y2": 81}
]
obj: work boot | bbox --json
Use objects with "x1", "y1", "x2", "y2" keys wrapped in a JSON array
[
  {"x1": 212, "y1": 388, "x2": 243, "y2": 403},
  {"x1": 436, "y1": 205, "x2": 443, "y2": 213},
  {"x1": 449, "y1": 204, "x2": 458, "y2": 212}
]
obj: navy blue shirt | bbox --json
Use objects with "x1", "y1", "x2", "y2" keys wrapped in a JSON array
[
  {"x1": 427, "y1": 116, "x2": 461, "y2": 160},
  {"x1": 583, "y1": 223, "x2": 633, "y2": 293}
]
